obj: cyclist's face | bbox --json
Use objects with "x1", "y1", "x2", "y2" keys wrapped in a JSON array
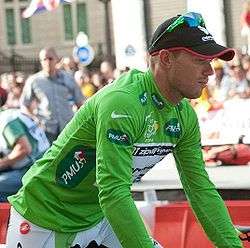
[{"x1": 158, "y1": 50, "x2": 214, "y2": 104}]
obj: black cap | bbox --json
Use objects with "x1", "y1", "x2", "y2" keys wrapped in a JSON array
[{"x1": 148, "y1": 14, "x2": 235, "y2": 61}]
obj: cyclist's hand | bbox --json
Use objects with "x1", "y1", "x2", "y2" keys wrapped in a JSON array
[{"x1": 152, "y1": 238, "x2": 163, "y2": 248}]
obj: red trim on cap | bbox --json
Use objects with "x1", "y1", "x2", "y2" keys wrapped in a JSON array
[{"x1": 150, "y1": 47, "x2": 234, "y2": 60}]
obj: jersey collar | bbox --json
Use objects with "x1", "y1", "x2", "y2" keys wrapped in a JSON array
[{"x1": 145, "y1": 69, "x2": 176, "y2": 111}]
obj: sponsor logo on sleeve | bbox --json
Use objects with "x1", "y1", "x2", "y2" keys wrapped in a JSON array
[
  {"x1": 107, "y1": 129, "x2": 131, "y2": 145},
  {"x1": 164, "y1": 118, "x2": 182, "y2": 138},
  {"x1": 56, "y1": 146, "x2": 95, "y2": 188},
  {"x1": 19, "y1": 222, "x2": 30, "y2": 235}
]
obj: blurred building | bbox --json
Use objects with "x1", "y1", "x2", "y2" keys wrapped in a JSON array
[{"x1": 0, "y1": 0, "x2": 246, "y2": 62}]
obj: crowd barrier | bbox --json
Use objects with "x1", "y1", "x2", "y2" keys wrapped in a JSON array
[
  {"x1": 153, "y1": 201, "x2": 250, "y2": 248},
  {"x1": 0, "y1": 203, "x2": 10, "y2": 245}
]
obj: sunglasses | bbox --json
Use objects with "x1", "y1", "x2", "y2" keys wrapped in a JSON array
[{"x1": 149, "y1": 12, "x2": 206, "y2": 50}]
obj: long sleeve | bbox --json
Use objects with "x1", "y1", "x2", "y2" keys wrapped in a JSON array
[
  {"x1": 95, "y1": 91, "x2": 154, "y2": 248},
  {"x1": 174, "y1": 106, "x2": 242, "y2": 248}
]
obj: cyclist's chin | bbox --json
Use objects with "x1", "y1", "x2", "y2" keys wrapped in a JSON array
[{"x1": 184, "y1": 90, "x2": 203, "y2": 100}]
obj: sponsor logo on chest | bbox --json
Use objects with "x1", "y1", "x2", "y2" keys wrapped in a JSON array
[
  {"x1": 133, "y1": 145, "x2": 173, "y2": 156},
  {"x1": 144, "y1": 112, "x2": 159, "y2": 142},
  {"x1": 164, "y1": 118, "x2": 182, "y2": 138},
  {"x1": 139, "y1": 91, "x2": 147, "y2": 105}
]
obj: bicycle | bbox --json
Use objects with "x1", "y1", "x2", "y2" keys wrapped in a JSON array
[{"x1": 235, "y1": 225, "x2": 250, "y2": 242}]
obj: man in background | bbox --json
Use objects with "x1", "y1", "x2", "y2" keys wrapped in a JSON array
[{"x1": 20, "y1": 47, "x2": 84, "y2": 144}]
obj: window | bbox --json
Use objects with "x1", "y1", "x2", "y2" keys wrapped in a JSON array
[
  {"x1": 20, "y1": 8, "x2": 31, "y2": 44},
  {"x1": 5, "y1": 8, "x2": 16, "y2": 45},
  {"x1": 63, "y1": 4, "x2": 73, "y2": 40},
  {"x1": 63, "y1": 2, "x2": 89, "y2": 41},
  {"x1": 77, "y1": 3, "x2": 88, "y2": 34}
]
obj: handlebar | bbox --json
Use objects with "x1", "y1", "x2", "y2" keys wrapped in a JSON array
[{"x1": 235, "y1": 225, "x2": 250, "y2": 242}]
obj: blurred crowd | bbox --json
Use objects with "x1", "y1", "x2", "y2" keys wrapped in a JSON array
[
  {"x1": 191, "y1": 49, "x2": 250, "y2": 114},
  {"x1": 0, "y1": 53, "x2": 128, "y2": 109},
  {"x1": 191, "y1": 50, "x2": 250, "y2": 166}
]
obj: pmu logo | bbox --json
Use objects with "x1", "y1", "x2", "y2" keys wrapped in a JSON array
[
  {"x1": 164, "y1": 118, "x2": 181, "y2": 138},
  {"x1": 107, "y1": 129, "x2": 131, "y2": 145},
  {"x1": 56, "y1": 146, "x2": 95, "y2": 188},
  {"x1": 60, "y1": 150, "x2": 87, "y2": 185},
  {"x1": 74, "y1": 151, "x2": 86, "y2": 164}
]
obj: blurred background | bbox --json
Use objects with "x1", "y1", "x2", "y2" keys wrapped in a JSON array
[{"x1": 0, "y1": 0, "x2": 247, "y2": 73}]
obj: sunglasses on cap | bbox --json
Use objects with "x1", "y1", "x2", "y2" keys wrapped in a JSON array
[{"x1": 149, "y1": 12, "x2": 206, "y2": 50}]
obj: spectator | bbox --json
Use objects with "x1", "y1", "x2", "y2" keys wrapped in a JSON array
[
  {"x1": 20, "y1": 47, "x2": 84, "y2": 144},
  {"x1": 58, "y1": 56, "x2": 78, "y2": 75},
  {"x1": 74, "y1": 69, "x2": 97, "y2": 98},
  {"x1": 0, "y1": 73, "x2": 12, "y2": 92},
  {"x1": 190, "y1": 86, "x2": 212, "y2": 117},
  {"x1": 228, "y1": 63, "x2": 250, "y2": 99},
  {"x1": 100, "y1": 60, "x2": 114, "y2": 84},
  {"x1": 91, "y1": 71, "x2": 105, "y2": 91},
  {"x1": 0, "y1": 87, "x2": 50, "y2": 202},
  {"x1": 241, "y1": 0, "x2": 250, "y2": 54},
  {"x1": 241, "y1": 54, "x2": 250, "y2": 80},
  {"x1": 5, "y1": 72, "x2": 25, "y2": 109},
  {"x1": 207, "y1": 59, "x2": 232, "y2": 106}
]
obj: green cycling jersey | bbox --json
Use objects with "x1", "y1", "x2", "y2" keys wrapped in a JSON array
[{"x1": 9, "y1": 69, "x2": 242, "y2": 248}]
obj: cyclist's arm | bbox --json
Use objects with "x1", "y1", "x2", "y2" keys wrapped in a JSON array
[
  {"x1": 95, "y1": 92, "x2": 154, "y2": 248},
  {"x1": 173, "y1": 105, "x2": 242, "y2": 248}
]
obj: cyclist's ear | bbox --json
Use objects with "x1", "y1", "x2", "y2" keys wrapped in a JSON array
[{"x1": 158, "y1": 49, "x2": 172, "y2": 68}]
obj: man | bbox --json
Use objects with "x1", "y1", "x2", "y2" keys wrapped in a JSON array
[
  {"x1": 0, "y1": 87, "x2": 50, "y2": 202},
  {"x1": 20, "y1": 47, "x2": 84, "y2": 144},
  {"x1": 100, "y1": 60, "x2": 115, "y2": 84},
  {"x1": 6, "y1": 12, "x2": 242, "y2": 248}
]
